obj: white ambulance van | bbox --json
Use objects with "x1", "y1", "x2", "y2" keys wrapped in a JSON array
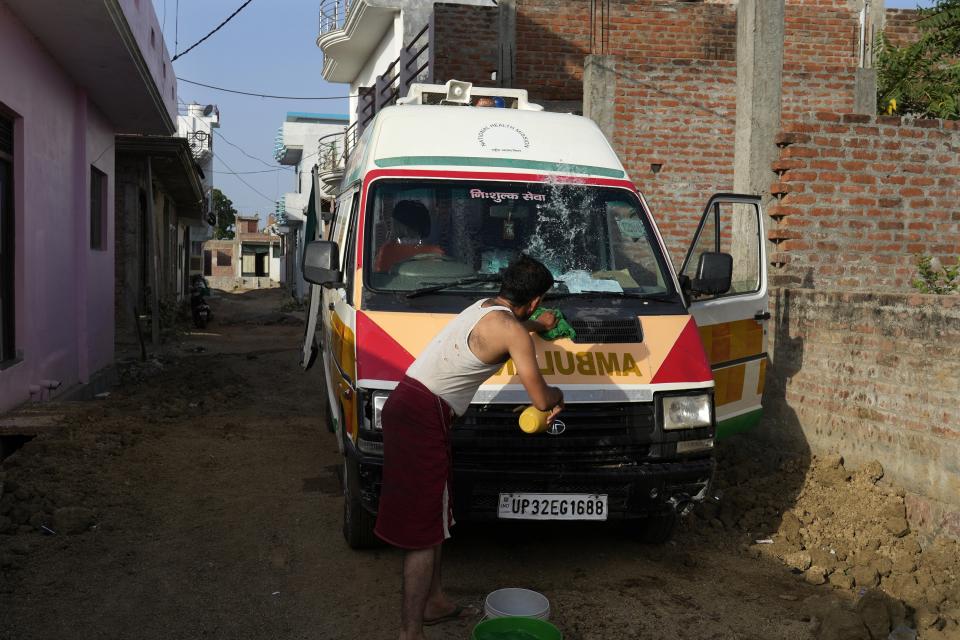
[{"x1": 301, "y1": 82, "x2": 768, "y2": 548}]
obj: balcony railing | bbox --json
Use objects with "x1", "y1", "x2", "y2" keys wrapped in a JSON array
[
  {"x1": 319, "y1": 0, "x2": 353, "y2": 35},
  {"x1": 355, "y1": 22, "x2": 431, "y2": 134},
  {"x1": 318, "y1": 136, "x2": 344, "y2": 174},
  {"x1": 186, "y1": 131, "x2": 211, "y2": 159}
]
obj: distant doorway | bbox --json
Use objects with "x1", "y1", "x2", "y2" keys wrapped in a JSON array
[{"x1": 241, "y1": 245, "x2": 269, "y2": 278}]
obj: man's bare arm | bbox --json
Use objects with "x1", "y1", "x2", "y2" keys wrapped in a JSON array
[{"x1": 505, "y1": 322, "x2": 563, "y2": 412}]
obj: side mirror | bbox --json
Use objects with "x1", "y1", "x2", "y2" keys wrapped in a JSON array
[
  {"x1": 691, "y1": 252, "x2": 732, "y2": 296},
  {"x1": 302, "y1": 240, "x2": 342, "y2": 287}
]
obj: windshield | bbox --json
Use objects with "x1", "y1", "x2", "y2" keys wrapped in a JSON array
[{"x1": 364, "y1": 179, "x2": 674, "y2": 296}]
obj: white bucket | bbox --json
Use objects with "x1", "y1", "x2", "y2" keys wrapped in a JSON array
[{"x1": 484, "y1": 588, "x2": 551, "y2": 620}]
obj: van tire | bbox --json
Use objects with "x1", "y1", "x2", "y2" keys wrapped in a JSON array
[
  {"x1": 626, "y1": 511, "x2": 677, "y2": 544},
  {"x1": 342, "y1": 454, "x2": 379, "y2": 549},
  {"x1": 324, "y1": 402, "x2": 336, "y2": 434}
]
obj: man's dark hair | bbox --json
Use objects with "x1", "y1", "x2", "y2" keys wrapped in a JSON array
[
  {"x1": 392, "y1": 200, "x2": 431, "y2": 238},
  {"x1": 498, "y1": 254, "x2": 554, "y2": 305}
]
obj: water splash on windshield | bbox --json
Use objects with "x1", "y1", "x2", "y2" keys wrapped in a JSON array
[{"x1": 524, "y1": 178, "x2": 601, "y2": 279}]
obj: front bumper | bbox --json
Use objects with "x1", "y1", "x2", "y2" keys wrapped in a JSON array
[{"x1": 349, "y1": 445, "x2": 714, "y2": 521}]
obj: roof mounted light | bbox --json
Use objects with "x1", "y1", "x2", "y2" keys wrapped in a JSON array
[{"x1": 444, "y1": 80, "x2": 472, "y2": 105}]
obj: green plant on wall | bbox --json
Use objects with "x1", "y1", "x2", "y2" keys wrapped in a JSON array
[
  {"x1": 912, "y1": 254, "x2": 960, "y2": 294},
  {"x1": 877, "y1": 0, "x2": 960, "y2": 119}
]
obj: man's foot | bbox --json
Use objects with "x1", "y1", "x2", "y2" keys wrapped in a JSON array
[{"x1": 422, "y1": 602, "x2": 480, "y2": 626}]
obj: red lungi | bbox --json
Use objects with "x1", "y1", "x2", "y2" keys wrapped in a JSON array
[{"x1": 374, "y1": 375, "x2": 456, "y2": 549}]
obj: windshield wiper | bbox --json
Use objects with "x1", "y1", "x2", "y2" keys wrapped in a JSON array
[
  {"x1": 405, "y1": 275, "x2": 501, "y2": 298},
  {"x1": 634, "y1": 292, "x2": 682, "y2": 304},
  {"x1": 545, "y1": 290, "x2": 680, "y2": 303}
]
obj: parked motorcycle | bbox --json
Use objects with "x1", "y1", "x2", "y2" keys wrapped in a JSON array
[{"x1": 190, "y1": 275, "x2": 213, "y2": 329}]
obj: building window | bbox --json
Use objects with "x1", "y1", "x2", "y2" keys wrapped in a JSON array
[
  {"x1": 0, "y1": 113, "x2": 15, "y2": 363},
  {"x1": 90, "y1": 167, "x2": 107, "y2": 250},
  {"x1": 191, "y1": 240, "x2": 204, "y2": 256},
  {"x1": 216, "y1": 250, "x2": 232, "y2": 267},
  {"x1": 203, "y1": 250, "x2": 212, "y2": 276}
]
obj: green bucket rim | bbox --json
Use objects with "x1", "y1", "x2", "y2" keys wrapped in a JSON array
[{"x1": 472, "y1": 616, "x2": 562, "y2": 640}]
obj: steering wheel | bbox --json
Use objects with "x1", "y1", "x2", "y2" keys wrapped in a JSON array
[
  {"x1": 389, "y1": 253, "x2": 458, "y2": 274},
  {"x1": 390, "y1": 252, "x2": 474, "y2": 280},
  {"x1": 404, "y1": 253, "x2": 456, "y2": 262}
]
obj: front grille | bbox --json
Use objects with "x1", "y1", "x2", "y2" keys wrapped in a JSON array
[
  {"x1": 569, "y1": 318, "x2": 642, "y2": 344},
  {"x1": 452, "y1": 403, "x2": 655, "y2": 471}
]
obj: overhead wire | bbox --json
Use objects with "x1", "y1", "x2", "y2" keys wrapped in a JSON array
[
  {"x1": 172, "y1": 0, "x2": 256, "y2": 62},
  {"x1": 177, "y1": 77, "x2": 351, "y2": 100},
  {"x1": 213, "y1": 130, "x2": 279, "y2": 169},
  {"x1": 214, "y1": 168, "x2": 287, "y2": 175},
  {"x1": 217, "y1": 154, "x2": 277, "y2": 206}
]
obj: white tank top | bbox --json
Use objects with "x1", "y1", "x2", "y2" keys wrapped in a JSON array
[{"x1": 407, "y1": 299, "x2": 513, "y2": 416}]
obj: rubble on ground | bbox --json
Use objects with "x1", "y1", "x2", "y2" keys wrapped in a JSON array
[{"x1": 694, "y1": 440, "x2": 960, "y2": 639}]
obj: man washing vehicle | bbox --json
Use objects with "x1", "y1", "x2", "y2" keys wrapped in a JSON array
[{"x1": 373, "y1": 254, "x2": 565, "y2": 640}]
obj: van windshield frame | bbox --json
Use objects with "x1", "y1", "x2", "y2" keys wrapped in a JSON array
[{"x1": 361, "y1": 178, "x2": 677, "y2": 300}]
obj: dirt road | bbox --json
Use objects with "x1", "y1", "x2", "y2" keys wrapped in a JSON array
[{"x1": 0, "y1": 290, "x2": 954, "y2": 639}]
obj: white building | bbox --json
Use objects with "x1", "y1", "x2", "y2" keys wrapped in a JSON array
[
  {"x1": 316, "y1": 0, "x2": 491, "y2": 126},
  {"x1": 274, "y1": 112, "x2": 348, "y2": 300},
  {"x1": 177, "y1": 103, "x2": 221, "y2": 278}
]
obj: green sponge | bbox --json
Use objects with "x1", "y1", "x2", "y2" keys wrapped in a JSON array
[{"x1": 530, "y1": 307, "x2": 577, "y2": 341}]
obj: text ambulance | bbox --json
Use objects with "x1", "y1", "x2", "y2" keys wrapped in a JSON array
[{"x1": 301, "y1": 82, "x2": 769, "y2": 548}]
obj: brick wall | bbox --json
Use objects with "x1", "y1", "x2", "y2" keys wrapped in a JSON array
[
  {"x1": 783, "y1": 1, "x2": 859, "y2": 71},
  {"x1": 509, "y1": 0, "x2": 864, "y2": 106},
  {"x1": 514, "y1": 0, "x2": 591, "y2": 102},
  {"x1": 767, "y1": 113, "x2": 960, "y2": 292},
  {"x1": 608, "y1": 1, "x2": 737, "y2": 62},
  {"x1": 432, "y1": 3, "x2": 499, "y2": 86},
  {"x1": 765, "y1": 288, "x2": 960, "y2": 540},
  {"x1": 203, "y1": 240, "x2": 235, "y2": 280},
  {"x1": 781, "y1": 69, "x2": 857, "y2": 117},
  {"x1": 884, "y1": 8, "x2": 922, "y2": 49}
]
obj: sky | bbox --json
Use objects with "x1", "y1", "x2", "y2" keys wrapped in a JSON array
[
  {"x1": 151, "y1": 0, "x2": 348, "y2": 217},
  {"x1": 151, "y1": 0, "x2": 934, "y2": 215}
]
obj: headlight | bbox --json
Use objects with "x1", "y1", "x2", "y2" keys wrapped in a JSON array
[
  {"x1": 661, "y1": 394, "x2": 712, "y2": 430},
  {"x1": 360, "y1": 391, "x2": 389, "y2": 432},
  {"x1": 371, "y1": 393, "x2": 388, "y2": 431}
]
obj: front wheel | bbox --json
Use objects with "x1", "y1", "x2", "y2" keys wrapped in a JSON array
[{"x1": 342, "y1": 454, "x2": 379, "y2": 549}]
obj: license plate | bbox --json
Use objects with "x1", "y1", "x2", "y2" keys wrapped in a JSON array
[{"x1": 497, "y1": 493, "x2": 608, "y2": 521}]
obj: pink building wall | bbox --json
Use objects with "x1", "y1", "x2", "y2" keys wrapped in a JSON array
[
  {"x1": 117, "y1": 0, "x2": 178, "y2": 126},
  {"x1": 0, "y1": 0, "x2": 172, "y2": 411}
]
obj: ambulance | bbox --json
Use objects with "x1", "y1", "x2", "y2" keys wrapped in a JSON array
[{"x1": 300, "y1": 82, "x2": 768, "y2": 548}]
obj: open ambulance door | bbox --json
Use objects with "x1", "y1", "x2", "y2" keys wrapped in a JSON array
[
  {"x1": 300, "y1": 284, "x2": 322, "y2": 370},
  {"x1": 679, "y1": 194, "x2": 769, "y2": 439}
]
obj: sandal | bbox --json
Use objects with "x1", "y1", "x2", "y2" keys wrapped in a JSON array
[{"x1": 423, "y1": 603, "x2": 480, "y2": 626}]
